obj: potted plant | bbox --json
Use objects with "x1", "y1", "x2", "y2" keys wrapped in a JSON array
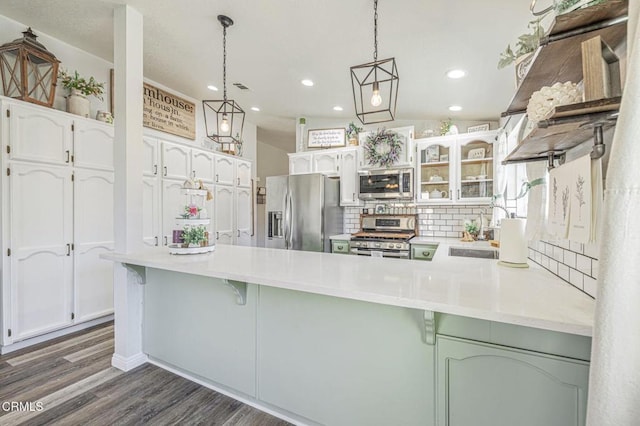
[
  {"x1": 346, "y1": 122, "x2": 363, "y2": 146},
  {"x1": 497, "y1": 18, "x2": 546, "y2": 85},
  {"x1": 58, "y1": 69, "x2": 105, "y2": 118},
  {"x1": 181, "y1": 225, "x2": 208, "y2": 248}
]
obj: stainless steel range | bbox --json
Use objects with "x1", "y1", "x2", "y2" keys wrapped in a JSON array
[{"x1": 350, "y1": 215, "x2": 417, "y2": 258}]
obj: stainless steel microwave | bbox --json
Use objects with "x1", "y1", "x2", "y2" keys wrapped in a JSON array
[{"x1": 358, "y1": 168, "x2": 414, "y2": 200}]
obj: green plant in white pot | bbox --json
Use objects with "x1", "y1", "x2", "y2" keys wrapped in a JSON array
[
  {"x1": 497, "y1": 18, "x2": 546, "y2": 71},
  {"x1": 181, "y1": 225, "x2": 208, "y2": 248},
  {"x1": 58, "y1": 69, "x2": 105, "y2": 118}
]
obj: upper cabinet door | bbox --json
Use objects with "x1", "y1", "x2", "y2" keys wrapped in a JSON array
[
  {"x1": 339, "y1": 148, "x2": 361, "y2": 206},
  {"x1": 415, "y1": 136, "x2": 456, "y2": 204},
  {"x1": 236, "y1": 159, "x2": 252, "y2": 188},
  {"x1": 456, "y1": 131, "x2": 496, "y2": 203},
  {"x1": 143, "y1": 137, "x2": 160, "y2": 177},
  {"x1": 192, "y1": 149, "x2": 215, "y2": 183},
  {"x1": 161, "y1": 142, "x2": 191, "y2": 180},
  {"x1": 73, "y1": 121, "x2": 115, "y2": 171},
  {"x1": 313, "y1": 151, "x2": 340, "y2": 176},
  {"x1": 289, "y1": 153, "x2": 313, "y2": 175},
  {"x1": 7, "y1": 102, "x2": 73, "y2": 166},
  {"x1": 215, "y1": 155, "x2": 235, "y2": 186}
]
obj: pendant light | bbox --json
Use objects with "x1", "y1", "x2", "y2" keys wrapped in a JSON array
[
  {"x1": 350, "y1": 0, "x2": 399, "y2": 125},
  {"x1": 203, "y1": 15, "x2": 245, "y2": 153}
]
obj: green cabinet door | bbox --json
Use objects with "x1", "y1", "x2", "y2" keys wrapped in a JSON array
[
  {"x1": 436, "y1": 335, "x2": 589, "y2": 426},
  {"x1": 331, "y1": 239, "x2": 350, "y2": 254}
]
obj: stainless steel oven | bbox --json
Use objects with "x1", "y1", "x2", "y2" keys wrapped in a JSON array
[
  {"x1": 358, "y1": 168, "x2": 413, "y2": 200},
  {"x1": 350, "y1": 215, "x2": 416, "y2": 259}
]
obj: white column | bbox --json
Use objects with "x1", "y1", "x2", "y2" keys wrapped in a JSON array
[{"x1": 111, "y1": 5, "x2": 146, "y2": 372}]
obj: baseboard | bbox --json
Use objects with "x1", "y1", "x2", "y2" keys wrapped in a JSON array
[
  {"x1": 0, "y1": 315, "x2": 114, "y2": 355},
  {"x1": 111, "y1": 352, "x2": 148, "y2": 371},
  {"x1": 148, "y1": 357, "x2": 315, "y2": 426}
]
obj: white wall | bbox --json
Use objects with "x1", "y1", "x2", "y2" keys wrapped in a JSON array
[{"x1": 255, "y1": 140, "x2": 290, "y2": 246}]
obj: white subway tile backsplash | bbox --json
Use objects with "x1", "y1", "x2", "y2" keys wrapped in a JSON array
[
  {"x1": 558, "y1": 239, "x2": 571, "y2": 249},
  {"x1": 552, "y1": 246, "x2": 563, "y2": 262},
  {"x1": 558, "y1": 264, "x2": 570, "y2": 281},
  {"x1": 569, "y1": 268, "x2": 584, "y2": 290},
  {"x1": 434, "y1": 208, "x2": 447, "y2": 214},
  {"x1": 584, "y1": 242, "x2": 599, "y2": 259},
  {"x1": 545, "y1": 244, "x2": 554, "y2": 256},
  {"x1": 570, "y1": 241, "x2": 584, "y2": 254},
  {"x1": 446, "y1": 231, "x2": 460, "y2": 238},
  {"x1": 548, "y1": 259, "x2": 559, "y2": 275},
  {"x1": 441, "y1": 214, "x2": 453, "y2": 220},
  {"x1": 584, "y1": 276, "x2": 597, "y2": 298},
  {"x1": 576, "y1": 254, "x2": 591, "y2": 275},
  {"x1": 541, "y1": 255, "x2": 550, "y2": 269},
  {"x1": 434, "y1": 219, "x2": 446, "y2": 225},
  {"x1": 446, "y1": 208, "x2": 459, "y2": 214},
  {"x1": 440, "y1": 225, "x2": 453, "y2": 231},
  {"x1": 592, "y1": 259, "x2": 599, "y2": 279},
  {"x1": 434, "y1": 231, "x2": 446, "y2": 237},
  {"x1": 534, "y1": 251, "x2": 542, "y2": 264},
  {"x1": 564, "y1": 250, "x2": 577, "y2": 268}
]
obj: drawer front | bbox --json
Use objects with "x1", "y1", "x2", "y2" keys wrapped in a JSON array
[
  {"x1": 411, "y1": 245, "x2": 437, "y2": 261},
  {"x1": 332, "y1": 240, "x2": 350, "y2": 254}
]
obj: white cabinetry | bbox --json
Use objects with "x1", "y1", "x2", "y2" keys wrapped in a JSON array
[
  {"x1": 288, "y1": 153, "x2": 313, "y2": 175},
  {"x1": 289, "y1": 148, "x2": 361, "y2": 207},
  {"x1": 213, "y1": 155, "x2": 253, "y2": 246},
  {"x1": 415, "y1": 131, "x2": 496, "y2": 205},
  {"x1": 1, "y1": 99, "x2": 115, "y2": 347},
  {"x1": 141, "y1": 137, "x2": 253, "y2": 248}
]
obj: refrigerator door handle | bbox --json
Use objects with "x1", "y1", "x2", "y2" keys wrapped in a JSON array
[
  {"x1": 283, "y1": 191, "x2": 290, "y2": 249},
  {"x1": 287, "y1": 192, "x2": 293, "y2": 249}
]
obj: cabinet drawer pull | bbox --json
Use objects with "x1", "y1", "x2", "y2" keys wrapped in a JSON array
[
  {"x1": 164, "y1": 236, "x2": 168, "y2": 245},
  {"x1": 422, "y1": 251, "x2": 431, "y2": 256},
  {"x1": 154, "y1": 236, "x2": 158, "y2": 246},
  {"x1": 65, "y1": 150, "x2": 70, "y2": 163},
  {"x1": 66, "y1": 244, "x2": 71, "y2": 256},
  {"x1": 237, "y1": 177, "x2": 240, "y2": 186},
  {"x1": 337, "y1": 245, "x2": 344, "y2": 250},
  {"x1": 163, "y1": 166, "x2": 167, "y2": 177},
  {"x1": 216, "y1": 174, "x2": 219, "y2": 183},
  {"x1": 216, "y1": 231, "x2": 219, "y2": 240},
  {"x1": 237, "y1": 229, "x2": 240, "y2": 237},
  {"x1": 352, "y1": 193, "x2": 355, "y2": 202},
  {"x1": 153, "y1": 165, "x2": 158, "y2": 175}
]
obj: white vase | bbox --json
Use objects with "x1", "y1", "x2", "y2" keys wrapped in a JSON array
[{"x1": 66, "y1": 89, "x2": 90, "y2": 118}]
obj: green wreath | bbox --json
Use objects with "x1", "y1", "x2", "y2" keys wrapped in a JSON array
[{"x1": 363, "y1": 128, "x2": 403, "y2": 167}]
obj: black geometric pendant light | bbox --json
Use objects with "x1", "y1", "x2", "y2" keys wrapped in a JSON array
[
  {"x1": 350, "y1": 0, "x2": 399, "y2": 125},
  {"x1": 203, "y1": 15, "x2": 245, "y2": 149}
]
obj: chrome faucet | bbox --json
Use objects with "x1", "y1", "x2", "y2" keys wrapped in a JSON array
[{"x1": 478, "y1": 204, "x2": 513, "y2": 240}]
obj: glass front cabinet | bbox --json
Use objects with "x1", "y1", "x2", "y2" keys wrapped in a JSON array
[{"x1": 415, "y1": 130, "x2": 496, "y2": 204}]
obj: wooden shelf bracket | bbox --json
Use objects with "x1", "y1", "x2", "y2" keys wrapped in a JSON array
[{"x1": 122, "y1": 263, "x2": 147, "y2": 285}]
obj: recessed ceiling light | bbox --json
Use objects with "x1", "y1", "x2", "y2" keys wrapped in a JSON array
[
  {"x1": 251, "y1": 107, "x2": 260, "y2": 112},
  {"x1": 207, "y1": 85, "x2": 218, "y2": 91},
  {"x1": 449, "y1": 105, "x2": 463, "y2": 112},
  {"x1": 446, "y1": 69, "x2": 466, "y2": 79},
  {"x1": 301, "y1": 79, "x2": 314, "y2": 87},
  {"x1": 333, "y1": 106, "x2": 343, "y2": 111}
]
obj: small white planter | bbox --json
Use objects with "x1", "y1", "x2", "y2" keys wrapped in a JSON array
[{"x1": 66, "y1": 89, "x2": 90, "y2": 118}]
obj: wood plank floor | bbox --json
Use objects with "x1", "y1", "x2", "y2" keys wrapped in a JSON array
[{"x1": 0, "y1": 322, "x2": 292, "y2": 425}]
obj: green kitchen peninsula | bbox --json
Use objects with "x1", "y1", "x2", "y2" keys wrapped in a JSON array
[{"x1": 103, "y1": 242, "x2": 594, "y2": 426}]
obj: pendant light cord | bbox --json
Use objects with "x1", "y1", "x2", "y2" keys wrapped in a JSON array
[
  {"x1": 373, "y1": 0, "x2": 378, "y2": 61},
  {"x1": 223, "y1": 25, "x2": 227, "y2": 101}
]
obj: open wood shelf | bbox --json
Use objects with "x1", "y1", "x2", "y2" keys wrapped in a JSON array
[
  {"x1": 502, "y1": 107, "x2": 618, "y2": 165},
  {"x1": 502, "y1": 0, "x2": 628, "y2": 117}
]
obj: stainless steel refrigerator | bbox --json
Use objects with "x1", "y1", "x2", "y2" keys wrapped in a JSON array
[{"x1": 265, "y1": 174, "x2": 343, "y2": 252}]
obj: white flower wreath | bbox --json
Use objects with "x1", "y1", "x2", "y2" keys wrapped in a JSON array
[{"x1": 363, "y1": 128, "x2": 403, "y2": 167}]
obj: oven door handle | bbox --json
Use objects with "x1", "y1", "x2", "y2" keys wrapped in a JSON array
[{"x1": 350, "y1": 249, "x2": 410, "y2": 258}]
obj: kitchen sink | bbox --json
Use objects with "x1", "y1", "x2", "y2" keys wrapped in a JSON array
[{"x1": 448, "y1": 247, "x2": 499, "y2": 259}]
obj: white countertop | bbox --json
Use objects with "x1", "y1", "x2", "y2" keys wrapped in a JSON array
[{"x1": 103, "y1": 241, "x2": 595, "y2": 336}]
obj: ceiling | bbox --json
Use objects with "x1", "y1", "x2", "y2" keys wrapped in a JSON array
[{"x1": 0, "y1": 0, "x2": 534, "y2": 149}]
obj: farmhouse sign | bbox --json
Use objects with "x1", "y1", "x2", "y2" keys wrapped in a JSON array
[
  {"x1": 307, "y1": 128, "x2": 346, "y2": 148},
  {"x1": 143, "y1": 83, "x2": 196, "y2": 140}
]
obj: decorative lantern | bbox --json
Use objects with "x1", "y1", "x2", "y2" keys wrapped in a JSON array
[
  {"x1": 203, "y1": 15, "x2": 245, "y2": 152},
  {"x1": 0, "y1": 28, "x2": 60, "y2": 107},
  {"x1": 350, "y1": 0, "x2": 399, "y2": 125}
]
